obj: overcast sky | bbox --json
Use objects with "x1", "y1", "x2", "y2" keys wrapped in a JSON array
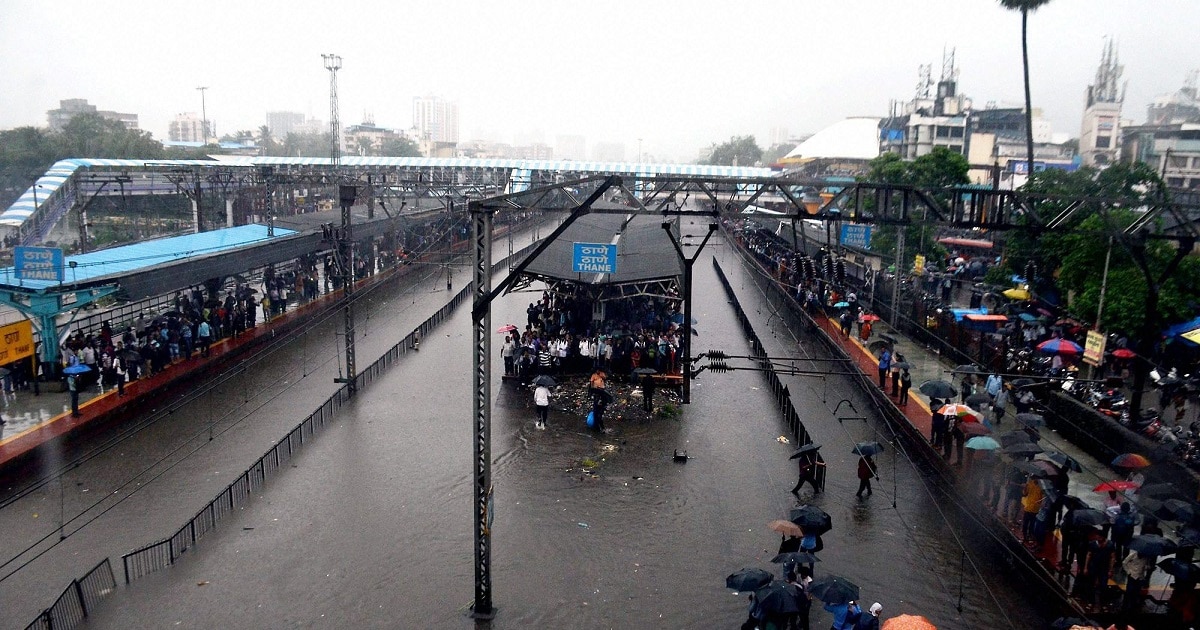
[{"x1": 1, "y1": 0, "x2": 1197, "y2": 162}]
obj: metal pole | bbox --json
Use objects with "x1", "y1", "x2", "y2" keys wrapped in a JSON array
[
  {"x1": 196, "y1": 86, "x2": 208, "y2": 144},
  {"x1": 470, "y1": 203, "x2": 495, "y2": 619},
  {"x1": 338, "y1": 186, "x2": 356, "y2": 395},
  {"x1": 1095, "y1": 237, "x2": 1114, "y2": 330},
  {"x1": 890, "y1": 226, "x2": 905, "y2": 327}
]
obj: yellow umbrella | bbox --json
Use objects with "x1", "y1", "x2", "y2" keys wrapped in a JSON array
[
  {"x1": 1002, "y1": 288, "x2": 1031, "y2": 300},
  {"x1": 882, "y1": 614, "x2": 937, "y2": 630}
]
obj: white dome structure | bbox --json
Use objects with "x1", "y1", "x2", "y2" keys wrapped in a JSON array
[{"x1": 782, "y1": 117, "x2": 881, "y2": 163}]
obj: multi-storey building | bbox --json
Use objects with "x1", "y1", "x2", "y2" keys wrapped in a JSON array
[
  {"x1": 47, "y1": 98, "x2": 139, "y2": 132},
  {"x1": 412, "y1": 96, "x2": 460, "y2": 144}
]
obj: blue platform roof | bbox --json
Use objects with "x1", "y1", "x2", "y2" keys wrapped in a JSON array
[{"x1": 0, "y1": 224, "x2": 296, "y2": 292}]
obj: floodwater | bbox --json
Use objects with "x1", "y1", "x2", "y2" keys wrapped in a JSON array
[{"x1": 63, "y1": 230, "x2": 1059, "y2": 629}]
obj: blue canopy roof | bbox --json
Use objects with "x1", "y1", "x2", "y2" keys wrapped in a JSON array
[{"x1": 0, "y1": 224, "x2": 295, "y2": 292}]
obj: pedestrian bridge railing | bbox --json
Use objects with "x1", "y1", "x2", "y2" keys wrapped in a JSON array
[{"x1": 712, "y1": 257, "x2": 826, "y2": 491}]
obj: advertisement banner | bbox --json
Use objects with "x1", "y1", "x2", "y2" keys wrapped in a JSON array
[{"x1": 1083, "y1": 330, "x2": 1106, "y2": 367}]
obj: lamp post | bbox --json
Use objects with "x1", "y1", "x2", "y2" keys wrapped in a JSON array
[{"x1": 196, "y1": 86, "x2": 209, "y2": 144}]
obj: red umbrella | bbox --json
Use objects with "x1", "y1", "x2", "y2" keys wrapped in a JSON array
[
  {"x1": 861, "y1": 314, "x2": 882, "y2": 322},
  {"x1": 1112, "y1": 453, "x2": 1152, "y2": 469},
  {"x1": 1094, "y1": 480, "x2": 1140, "y2": 492},
  {"x1": 496, "y1": 324, "x2": 518, "y2": 334},
  {"x1": 958, "y1": 423, "x2": 991, "y2": 437},
  {"x1": 1112, "y1": 348, "x2": 1136, "y2": 360}
]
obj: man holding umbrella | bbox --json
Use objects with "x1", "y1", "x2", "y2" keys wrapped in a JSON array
[{"x1": 791, "y1": 443, "x2": 824, "y2": 496}]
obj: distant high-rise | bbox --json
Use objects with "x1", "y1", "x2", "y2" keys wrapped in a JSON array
[
  {"x1": 412, "y1": 96, "x2": 460, "y2": 144},
  {"x1": 1079, "y1": 39, "x2": 1125, "y2": 167},
  {"x1": 47, "y1": 98, "x2": 139, "y2": 132},
  {"x1": 168, "y1": 113, "x2": 207, "y2": 143},
  {"x1": 266, "y1": 111, "x2": 307, "y2": 138}
]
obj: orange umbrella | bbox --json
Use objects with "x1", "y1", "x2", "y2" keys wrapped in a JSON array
[
  {"x1": 882, "y1": 614, "x2": 937, "y2": 630},
  {"x1": 768, "y1": 519, "x2": 804, "y2": 537}
]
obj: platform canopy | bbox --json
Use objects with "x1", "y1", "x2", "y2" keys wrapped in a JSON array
[{"x1": 515, "y1": 208, "x2": 683, "y2": 301}]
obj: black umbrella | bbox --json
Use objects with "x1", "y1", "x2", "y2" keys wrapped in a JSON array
[
  {"x1": 1063, "y1": 508, "x2": 1108, "y2": 528},
  {"x1": 1034, "y1": 451, "x2": 1082, "y2": 473},
  {"x1": 789, "y1": 443, "x2": 823, "y2": 459},
  {"x1": 954, "y1": 364, "x2": 984, "y2": 375},
  {"x1": 1159, "y1": 558, "x2": 1200, "y2": 582},
  {"x1": 632, "y1": 367, "x2": 657, "y2": 376},
  {"x1": 868, "y1": 340, "x2": 890, "y2": 353},
  {"x1": 726, "y1": 567, "x2": 773, "y2": 592},
  {"x1": 532, "y1": 375, "x2": 557, "y2": 387},
  {"x1": 755, "y1": 581, "x2": 802, "y2": 616},
  {"x1": 1061, "y1": 495, "x2": 1090, "y2": 511},
  {"x1": 891, "y1": 361, "x2": 912, "y2": 371},
  {"x1": 789, "y1": 505, "x2": 833, "y2": 535},
  {"x1": 919, "y1": 379, "x2": 957, "y2": 399},
  {"x1": 1002, "y1": 442, "x2": 1044, "y2": 456},
  {"x1": 1015, "y1": 413, "x2": 1046, "y2": 427},
  {"x1": 1012, "y1": 460, "x2": 1054, "y2": 478},
  {"x1": 1051, "y1": 618, "x2": 1094, "y2": 630},
  {"x1": 771, "y1": 551, "x2": 820, "y2": 565},
  {"x1": 880, "y1": 334, "x2": 898, "y2": 345},
  {"x1": 996, "y1": 430, "x2": 1033, "y2": 447},
  {"x1": 807, "y1": 574, "x2": 860, "y2": 604},
  {"x1": 1158, "y1": 376, "x2": 1184, "y2": 388},
  {"x1": 1161, "y1": 499, "x2": 1200, "y2": 524},
  {"x1": 966, "y1": 393, "x2": 992, "y2": 407},
  {"x1": 1012, "y1": 378, "x2": 1037, "y2": 388},
  {"x1": 1128, "y1": 534, "x2": 1177, "y2": 557},
  {"x1": 1139, "y1": 483, "x2": 1181, "y2": 499},
  {"x1": 851, "y1": 441, "x2": 885, "y2": 457}
]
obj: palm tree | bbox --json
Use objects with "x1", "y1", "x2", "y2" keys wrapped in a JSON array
[{"x1": 999, "y1": 0, "x2": 1052, "y2": 181}]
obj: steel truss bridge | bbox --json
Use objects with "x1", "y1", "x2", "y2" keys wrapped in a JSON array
[{"x1": 465, "y1": 173, "x2": 1200, "y2": 618}]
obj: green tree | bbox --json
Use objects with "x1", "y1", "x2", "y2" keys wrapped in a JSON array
[
  {"x1": 701, "y1": 135, "x2": 762, "y2": 166},
  {"x1": 256, "y1": 125, "x2": 280, "y2": 156},
  {"x1": 862, "y1": 149, "x2": 969, "y2": 262},
  {"x1": 762, "y1": 142, "x2": 797, "y2": 166},
  {"x1": 56, "y1": 113, "x2": 164, "y2": 159},
  {"x1": 999, "y1": 0, "x2": 1053, "y2": 178},
  {"x1": 281, "y1": 131, "x2": 331, "y2": 157},
  {"x1": 0, "y1": 126, "x2": 57, "y2": 206},
  {"x1": 380, "y1": 136, "x2": 422, "y2": 157}
]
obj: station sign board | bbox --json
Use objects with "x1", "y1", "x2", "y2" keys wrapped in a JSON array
[
  {"x1": 14, "y1": 246, "x2": 63, "y2": 282},
  {"x1": 572, "y1": 243, "x2": 617, "y2": 274},
  {"x1": 840, "y1": 224, "x2": 872, "y2": 250},
  {"x1": 0, "y1": 320, "x2": 34, "y2": 364}
]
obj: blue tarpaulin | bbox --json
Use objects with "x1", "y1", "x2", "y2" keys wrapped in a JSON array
[{"x1": 951, "y1": 308, "x2": 988, "y2": 322}]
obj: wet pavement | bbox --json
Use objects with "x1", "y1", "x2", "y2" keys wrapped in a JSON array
[
  {"x1": 0, "y1": 229, "x2": 543, "y2": 630},
  {"x1": 72, "y1": 230, "x2": 1060, "y2": 629}
]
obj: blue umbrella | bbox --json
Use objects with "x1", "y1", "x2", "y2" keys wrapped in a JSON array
[
  {"x1": 833, "y1": 301, "x2": 850, "y2": 308},
  {"x1": 1017, "y1": 312, "x2": 1039, "y2": 322},
  {"x1": 965, "y1": 436, "x2": 1001, "y2": 451},
  {"x1": 63, "y1": 364, "x2": 92, "y2": 375}
]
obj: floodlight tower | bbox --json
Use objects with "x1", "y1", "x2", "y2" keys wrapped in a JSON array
[{"x1": 322, "y1": 54, "x2": 342, "y2": 165}]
